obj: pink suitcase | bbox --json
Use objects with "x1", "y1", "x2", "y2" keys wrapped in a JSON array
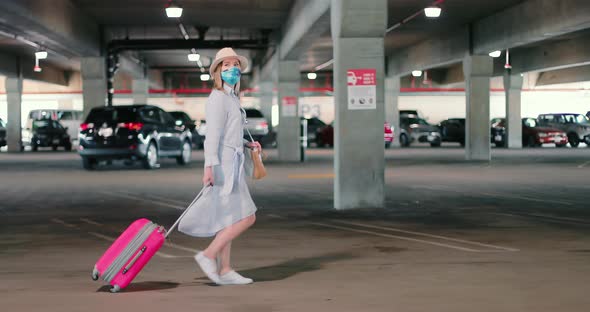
[{"x1": 91, "y1": 187, "x2": 206, "y2": 293}]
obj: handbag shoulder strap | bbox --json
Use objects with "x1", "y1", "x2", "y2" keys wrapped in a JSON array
[{"x1": 240, "y1": 107, "x2": 255, "y2": 143}]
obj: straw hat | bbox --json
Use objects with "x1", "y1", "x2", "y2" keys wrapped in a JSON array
[{"x1": 209, "y1": 47, "x2": 249, "y2": 76}]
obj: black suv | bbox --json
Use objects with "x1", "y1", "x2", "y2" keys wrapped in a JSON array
[
  {"x1": 0, "y1": 117, "x2": 6, "y2": 148},
  {"x1": 169, "y1": 111, "x2": 203, "y2": 149},
  {"x1": 78, "y1": 105, "x2": 192, "y2": 170}
]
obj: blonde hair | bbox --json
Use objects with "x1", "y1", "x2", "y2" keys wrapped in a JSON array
[{"x1": 212, "y1": 60, "x2": 241, "y2": 95}]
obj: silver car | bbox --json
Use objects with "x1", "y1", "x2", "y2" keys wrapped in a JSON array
[
  {"x1": 243, "y1": 108, "x2": 269, "y2": 142},
  {"x1": 537, "y1": 113, "x2": 590, "y2": 147}
]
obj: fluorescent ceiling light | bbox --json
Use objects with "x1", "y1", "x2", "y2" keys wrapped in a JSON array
[
  {"x1": 424, "y1": 6, "x2": 442, "y2": 18},
  {"x1": 412, "y1": 70, "x2": 422, "y2": 77},
  {"x1": 489, "y1": 50, "x2": 502, "y2": 58},
  {"x1": 35, "y1": 51, "x2": 48, "y2": 59},
  {"x1": 200, "y1": 74, "x2": 210, "y2": 81},
  {"x1": 307, "y1": 72, "x2": 317, "y2": 80},
  {"x1": 188, "y1": 53, "x2": 200, "y2": 62},
  {"x1": 166, "y1": 2, "x2": 183, "y2": 18}
]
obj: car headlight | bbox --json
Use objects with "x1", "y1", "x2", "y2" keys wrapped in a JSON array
[{"x1": 538, "y1": 132, "x2": 548, "y2": 138}]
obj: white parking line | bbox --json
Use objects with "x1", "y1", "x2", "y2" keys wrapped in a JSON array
[
  {"x1": 333, "y1": 220, "x2": 519, "y2": 252},
  {"x1": 101, "y1": 191, "x2": 185, "y2": 210},
  {"x1": 87, "y1": 232, "x2": 177, "y2": 259},
  {"x1": 577, "y1": 160, "x2": 590, "y2": 168},
  {"x1": 491, "y1": 212, "x2": 590, "y2": 226},
  {"x1": 308, "y1": 222, "x2": 484, "y2": 252},
  {"x1": 79, "y1": 218, "x2": 103, "y2": 226},
  {"x1": 414, "y1": 185, "x2": 574, "y2": 206},
  {"x1": 51, "y1": 218, "x2": 78, "y2": 228}
]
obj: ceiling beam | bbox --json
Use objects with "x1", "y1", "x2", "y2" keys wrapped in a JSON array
[
  {"x1": 535, "y1": 65, "x2": 590, "y2": 86},
  {"x1": 0, "y1": 0, "x2": 100, "y2": 57},
  {"x1": 108, "y1": 39, "x2": 268, "y2": 53},
  {"x1": 473, "y1": 0, "x2": 590, "y2": 55},
  {"x1": 279, "y1": 0, "x2": 331, "y2": 61},
  {"x1": 0, "y1": 52, "x2": 70, "y2": 86},
  {"x1": 387, "y1": 26, "x2": 469, "y2": 77}
]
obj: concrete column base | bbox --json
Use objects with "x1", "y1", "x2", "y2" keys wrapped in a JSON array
[{"x1": 463, "y1": 55, "x2": 493, "y2": 161}]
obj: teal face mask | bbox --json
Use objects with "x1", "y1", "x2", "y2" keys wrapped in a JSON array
[{"x1": 221, "y1": 67, "x2": 241, "y2": 86}]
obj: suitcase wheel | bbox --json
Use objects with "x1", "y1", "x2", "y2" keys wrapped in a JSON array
[
  {"x1": 110, "y1": 285, "x2": 121, "y2": 293},
  {"x1": 91, "y1": 267, "x2": 99, "y2": 281}
]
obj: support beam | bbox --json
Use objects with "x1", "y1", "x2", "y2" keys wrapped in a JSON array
[
  {"x1": 332, "y1": 0, "x2": 386, "y2": 210},
  {"x1": 0, "y1": 52, "x2": 70, "y2": 86},
  {"x1": 132, "y1": 79, "x2": 149, "y2": 104},
  {"x1": 5, "y1": 76, "x2": 23, "y2": 152},
  {"x1": 279, "y1": 0, "x2": 331, "y2": 60},
  {"x1": 504, "y1": 73, "x2": 523, "y2": 149},
  {"x1": 385, "y1": 76, "x2": 400, "y2": 147},
  {"x1": 463, "y1": 54, "x2": 493, "y2": 161},
  {"x1": 258, "y1": 81, "x2": 274, "y2": 132},
  {"x1": 277, "y1": 60, "x2": 301, "y2": 162},
  {"x1": 81, "y1": 57, "x2": 107, "y2": 119},
  {"x1": 536, "y1": 65, "x2": 590, "y2": 86},
  {"x1": 473, "y1": 0, "x2": 590, "y2": 55}
]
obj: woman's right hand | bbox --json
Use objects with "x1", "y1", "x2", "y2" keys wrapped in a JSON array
[{"x1": 203, "y1": 166, "x2": 214, "y2": 186}]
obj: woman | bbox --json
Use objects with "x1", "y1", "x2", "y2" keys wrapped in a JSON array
[{"x1": 179, "y1": 48, "x2": 260, "y2": 285}]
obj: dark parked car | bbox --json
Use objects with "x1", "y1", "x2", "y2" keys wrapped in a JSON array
[
  {"x1": 78, "y1": 105, "x2": 192, "y2": 170},
  {"x1": 169, "y1": 111, "x2": 203, "y2": 149},
  {"x1": 439, "y1": 118, "x2": 465, "y2": 146},
  {"x1": 24, "y1": 119, "x2": 72, "y2": 151},
  {"x1": 399, "y1": 115, "x2": 441, "y2": 147},
  {"x1": 315, "y1": 122, "x2": 393, "y2": 148},
  {"x1": 491, "y1": 118, "x2": 568, "y2": 148},
  {"x1": 301, "y1": 117, "x2": 326, "y2": 146},
  {"x1": 0, "y1": 117, "x2": 6, "y2": 147}
]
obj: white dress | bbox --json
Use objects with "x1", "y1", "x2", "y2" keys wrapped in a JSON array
[{"x1": 179, "y1": 84, "x2": 257, "y2": 237}]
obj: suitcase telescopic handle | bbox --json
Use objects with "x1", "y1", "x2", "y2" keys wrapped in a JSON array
[
  {"x1": 123, "y1": 246, "x2": 147, "y2": 274},
  {"x1": 165, "y1": 185, "x2": 209, "y2": 239}
]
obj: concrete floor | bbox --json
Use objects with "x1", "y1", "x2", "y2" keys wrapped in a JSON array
[{"x1": 1, "y1": 146, "x2": 589, "y2": 311}]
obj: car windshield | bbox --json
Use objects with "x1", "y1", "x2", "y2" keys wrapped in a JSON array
[
  {"x1": 170, "y1": 112, "x2": 191, "y2": 123},
  {"x1": 523, "y1": 118, "x2": 538, "y2": 127},
  {"x1": 407, "y1": 118, "x2": 429, "y2": 126},
  {"x1": 86, "y1": 107, "x2": 140, "y2": 123},
  {"x1": 245, "y1": 109, "x2": 264, "y2": 118},
  {"x1": 32, "y1": 120, "x2": 52, "y2": 129},
  {"x1": 574, "y1": 114, "x2": 590, "y2": 124}
]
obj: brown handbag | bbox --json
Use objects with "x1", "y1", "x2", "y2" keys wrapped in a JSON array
[{"x1": 243, "y1": 111, "x2": 267, "y2": 180}]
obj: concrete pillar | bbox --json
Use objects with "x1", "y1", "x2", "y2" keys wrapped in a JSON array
[
  {"x1": 503, "y1": 72, "x2": 523, "y2": 148},
  {"x1": 81, "y1": 57, "x2": 107, "y2": 119},
  {"x1": 5, "y1": 77, "x2": 23, "y2": 152},
  {"x1": 463, "y1": 54, "x2": 493, "y2": 161},
  {"x1": 332, "y1": 0, "x2": 387, "y2": 209},
  {"x1": 385, "y1": 75, "x2": 400, "y2": 147},
  {"x1": 259, "y1": 81, "x2": 274, "y2": 132},
  {"x1": 132, "y1": 79, "x2": 149, "y2": 104},
  {"x1": 277, "y1": 60, "x2": 301, "y2": 162}
]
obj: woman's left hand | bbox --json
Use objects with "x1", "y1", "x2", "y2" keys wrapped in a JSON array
[{"x1": 247, "y1": 141, "x2": 262, "y2": 151}]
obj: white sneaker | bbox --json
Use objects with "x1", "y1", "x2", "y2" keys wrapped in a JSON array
[
  {"x1": 218, "y1": 270, "x2": 253, "y2": 285},
  {"x1": 195, "y1": 252, "x2": 220, "y2": 284}
]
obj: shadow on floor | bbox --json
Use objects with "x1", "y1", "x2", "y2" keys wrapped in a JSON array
[
  {"x1": 233, "y1": 252, "x2": 356, "y2": 282},
  {"x1": 96, "y1": 281, "x2": 180, "y2": 293}
]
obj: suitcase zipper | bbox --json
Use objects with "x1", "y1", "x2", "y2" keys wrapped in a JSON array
[{"x1": 103, "y1": 222, "x2": 157, "y2": 282}]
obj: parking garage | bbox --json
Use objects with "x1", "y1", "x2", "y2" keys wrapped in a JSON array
[{"x1": 1, "y1": 0, "x2": 590, "y2": 311}]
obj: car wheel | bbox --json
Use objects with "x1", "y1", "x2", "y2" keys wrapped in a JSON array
[
  {"x1": 316, "y1": 137, "x2": 325, "y2": 148},
  {"x1": 400, "y1": 134, "x2": 410, "y2": 147},
  {"x1": 385, "y1": 142, "x2": 391, "y2": 149},
  {"x1": 556, "y1": 143, "x2": 567, "y2": 148},
  {"x1": 64, "y1": 143, "x2": 72, "y2": 151},
  {"x1": 52, "y1": 145, "x2": 58, "y2": 151},
  {"x1": 527, "y1": 136, "x2": 537, "y2": 148},
  {"x1": 82, "y1": 157, "x2": 97, "y2": 170},
  {"x1": 430, "y1": 142, "x2": 441, "y2": 147},
  {"x1": 568, "y1": 133, "x2": 580, "y2": 148},
  {"x1": 31, "y1": 143, "x2": 38, "y2": 151},
  {"x1": 176, "y1": 140, "x2": 192, "y2": 165},
  {"x1": 459, "y1": 140, "x2": 465, "y2": 147},
  {"x1": 142, "y1": 142, "x2": 159, "y2": 169}
]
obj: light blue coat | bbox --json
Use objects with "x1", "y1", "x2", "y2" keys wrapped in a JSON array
[{"x1": 179, "y1": 84, "x2": 257, "y2": 237}]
